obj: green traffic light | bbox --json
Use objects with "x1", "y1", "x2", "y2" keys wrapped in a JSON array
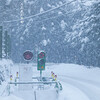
[{"x1": 37, "y1": 52, "x2": 45, "y2": 70}]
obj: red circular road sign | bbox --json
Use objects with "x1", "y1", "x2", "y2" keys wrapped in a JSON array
[{"x1": 23, "y1": 51, "x2": 33, "y2": 60}]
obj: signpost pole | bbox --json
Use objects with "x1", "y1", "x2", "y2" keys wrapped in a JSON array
[{"x1": 27, "y1": 61, "x2": 29, "y2": 64}]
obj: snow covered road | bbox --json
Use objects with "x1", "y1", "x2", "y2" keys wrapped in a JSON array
[
  {"x1": 1, "y1": 63, "x2": 100, "y2": 100},
  {"x1": 59, "y1": 76, "x2": 100, "y2": 100},
  {"x1": 45, "y1": 64, "x2": 100, "y2": 100}
]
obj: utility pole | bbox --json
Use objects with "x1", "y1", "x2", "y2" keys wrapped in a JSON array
[
  {"x1": 4, "y1": 31, "x2": 7, "y2": 58},
  {"x1": 0, "y1": 26, "x2": 2, "y2": 59},
  {"x1": 4, "y1": 31, "x2": 11, "y2": 59},
  {"x1": 7, "y1": 34, "x2": 11, "y2": 59},
  {"x1": 20, "y1": 2, "x2": 24, "y2": 24}
]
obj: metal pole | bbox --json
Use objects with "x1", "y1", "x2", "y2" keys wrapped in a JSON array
[
  {"x1": 34, "y1": 91, "x2": 36, "y2": 100},
  {"x1": 40, "y1": 70, "x2": 42, "y2": 81}
]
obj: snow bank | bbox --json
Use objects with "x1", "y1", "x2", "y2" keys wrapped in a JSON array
[
  {"x1": 0, "y1": 59, "x2": 13, "y2": 80},
  {"x1": 0, "y1": 59, "x2": 14, "y2": 96},
  {"x1": 0, "y1": 59, "x2": 13, "y2": 70}
]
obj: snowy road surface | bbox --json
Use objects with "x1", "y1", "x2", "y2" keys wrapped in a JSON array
[
  {"x1": 0, "y1": 63, "x2": 100, "y2": 100},
  {"x1": 45, "y1": 64, "x2": 100, "y2": 100}
]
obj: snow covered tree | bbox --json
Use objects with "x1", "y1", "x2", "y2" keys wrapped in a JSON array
[{"x1": 73, "y1": 1, "x2": 100, "y2": 67}]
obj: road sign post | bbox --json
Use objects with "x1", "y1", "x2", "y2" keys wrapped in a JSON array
[{"x1": 37, "y1": 51, "x2": 46, "y2": 81}]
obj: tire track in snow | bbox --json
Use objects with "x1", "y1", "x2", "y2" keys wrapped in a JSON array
[{"x1": 59, "y1": 76, "x2": 100, "y2": 100}]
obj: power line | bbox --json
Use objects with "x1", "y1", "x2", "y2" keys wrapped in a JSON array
[
  {"x1": 34, "y1": 10, "x2": 76, "y2": 24},
  {"x1": 4, "y1": 10, "x2": 76, "y2": 29},
  {"x1": 3, "y1": 0, "x2": 76, "y2": 23}
]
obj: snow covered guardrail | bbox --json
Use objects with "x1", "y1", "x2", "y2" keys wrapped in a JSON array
[
  {"x1": 8, "y1": 79, "x2": 62, "y2": 91},
  {"x1": 8, "y1": 81, "x2": 57, "y2": 85}
]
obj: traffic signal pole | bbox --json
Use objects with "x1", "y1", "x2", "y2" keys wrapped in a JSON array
[
  {"x1": 37, "y1": 51, "x2": 46, "y2": 81},
  {"x1": 40, "y1": 70, "x2": 42, "y2": 81}
]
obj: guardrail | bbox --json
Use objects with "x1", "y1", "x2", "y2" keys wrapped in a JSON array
[
  {"x1": 8, "y1": 73, "x2": 62, "y2": 94},
  {"x1": 9, "y1": 81, "x2": 57, "y2": 85},
  {"x1": 12, "y1": 77, "x2": 53, "y2": 80}
]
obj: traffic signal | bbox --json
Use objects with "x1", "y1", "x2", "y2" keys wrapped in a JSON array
[
  {"x1": 38, "y1": 52, "x2": 45, "y2": 59},
  {"x1": 37, "y1": 52, "x2": 45, "y2": 70}
]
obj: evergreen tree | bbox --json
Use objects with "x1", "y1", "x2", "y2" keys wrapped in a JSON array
[{"x1": 74, "y1": 1, "x2": 100, "y2": 67}]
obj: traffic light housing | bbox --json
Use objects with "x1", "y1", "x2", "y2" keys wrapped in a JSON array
[{"x1": 37, "y1": 52, "x2": 45, "y2": 70}]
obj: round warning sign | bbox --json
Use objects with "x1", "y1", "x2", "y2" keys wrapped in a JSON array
[{"x1": 23, "y1": 51, "x2": 33, "y2": 61}]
